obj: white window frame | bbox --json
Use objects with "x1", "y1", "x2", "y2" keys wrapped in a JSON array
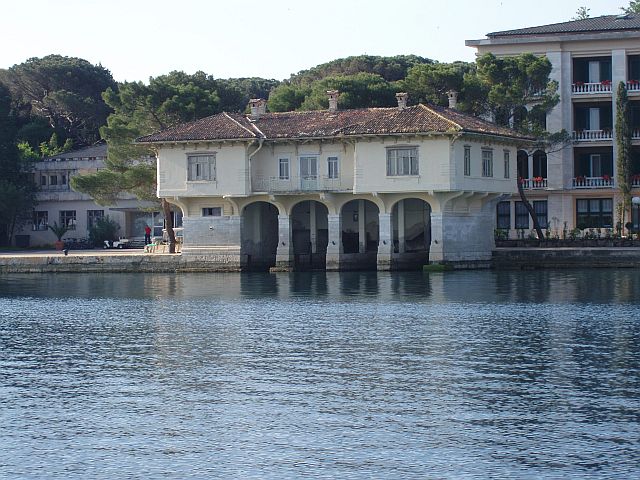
[
  {"x1": 327, "y1": 156, "x2": 339, "y2": 179},
  {"x1": 60, "y1": 210, "x2": 77, "y2": 230},
  {"x1": 278, "y1": 157, "x2": 290, "y2": 180},
  {"x1": 503, "y1": 150, "x2": 510, "y2": 179},
  {"x1": 87, "y1": 209, "x2": 104, "y2": 229},
  {"x1": 482, "y1": 149, "x2": 494, "y2": 178},
  {"x1": 187, "y1": 154, "x2": 216, "y2": 181},
  {"x1": 386, "y1": 147, "x2": 419, "y2": 177},
  {"x1": 464, "y1": 146, "x2": 471, "y2": 176}
]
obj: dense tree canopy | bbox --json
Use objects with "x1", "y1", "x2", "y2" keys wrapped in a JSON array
[
  {"x1": 0, "y1": 84, "x2": 37, "y2": 246},
  {"x1": 0, "y1": 55, "x2": 117, "y2": 147}
]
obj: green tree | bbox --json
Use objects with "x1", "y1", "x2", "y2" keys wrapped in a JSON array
[
  {"x1": 616, "y1": 81, "x2": 633, "y2": 229},
  {"x1": 572, "y1": 6, "x2": 590, "y2": 20},
  {"x1": 621, "y1": 1, "x2": 640, "y2": 13},
  {"x1": 0, "y1": 83, "x2": 37, "y2": 246},
  {"x1": 402, "y1": 61, "x2": 476, "y2": 108},
  {"x1": 71, "y1": 71, "x2": 225, "y2": 253},
  {"x1": 298, "y1": 73, "x2": 398, "y2": 110},
  {"x1": 0, "y1": 55, "x2": 117, "y2": 146}
]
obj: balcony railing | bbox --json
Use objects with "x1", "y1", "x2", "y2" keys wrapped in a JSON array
[
  {"x1": 572, "y1": 82, "x2": 612, "y2": 94},
  {"x1": 253, "y1": 175, "x2": 351, "y2": 193},
  {"x1": 632, "y1": 176, "x2": 640, "y2": 188},
  {"x1": 633, "y1": 128, "x2": 640, "y2": 140},
  {"x1": 520, "y1": 178, "x2": 547, "y2": 189},
  {"x1": 628, "y1": 80, "x2": 640, "y2": 92},
  {"x1": 573, "y1": 176, "x2": 614, "y2": 188},
  {"x1": 572, "y1": 130, "x2": 613, "y2": 142}
]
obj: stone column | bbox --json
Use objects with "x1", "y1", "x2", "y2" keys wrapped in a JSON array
[
  {"x1": 275, "y1": 214, "x2": 293, "y2": 270},
  {"x1": 358, "y1": 199, "x2": 366, "y2": 253},
  {"x1": 429, "y1": 212, "x2": 444, "y2": 263},
  {"x1": 397, "y1": 199, "x2": 406, "y2": 253},
  {"x1": 310, "y1": 203, "x2": 317, "y2": 254},
  {"x1": 326, "y1": 214, "x2": 341, "y2": 271},
  {"x1": 377, "y1": 212, "x2": 393, "y2": 271}
]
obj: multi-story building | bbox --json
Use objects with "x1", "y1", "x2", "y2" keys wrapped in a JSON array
[
  {"x1": 467, "y1": 13, "x2": 640, "y2": 236},
  {"x1": 13, "y1": 143, "x2": 164, "y2": 247},
  {"x1": 138, "y1": 94, "x2": 528, "y2": 271}
]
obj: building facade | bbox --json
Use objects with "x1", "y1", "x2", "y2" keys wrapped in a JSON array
[
  {"x1": 13, "y1": 144, "x2": 162, "y2": 247},
  {"x1": 467, "y1": 13, "x2": 640, "y2": 237},
  {"x1": 139, "y1": 94, "x2": 528, "y2": 271}
]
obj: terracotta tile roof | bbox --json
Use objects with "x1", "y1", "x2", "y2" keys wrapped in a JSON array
[
  {"x1": 488, "y1": 14, "x2": 640, "y2": 37},
  {"x1": 137, "y1": 104, "x2": 529, "y2": 143}
]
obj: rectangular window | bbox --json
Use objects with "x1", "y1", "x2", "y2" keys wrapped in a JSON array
[
  {"x1": 60, "y1": 210, "x2": 77, "y2": 230},
  {"x1": 278, "y1": 158, "x2": 289, "y2": 180},
  {"x1": 50, "y1": 175, "x2": 58, "y2": 185},
  {"x1": 496, "y1": 201, "x2": 511, "y2": 229},
  {"x1": 187, "y1": 154, "x2": 216, "y2": 181},
  {"x1": 61, "y1": 175, "x2": 67, "y2": 185},
  {"x1": 386, "y1": 147, "x2": 418, "y2": 176},
  {"x1": 33, "y1": 211, "x2": 48, "y2": 231},
  {"x1": 515, "y1": 201, "x2": 529, "y2": 229},
  {"x1": 464, "y1": 146, "x2": 471, "y2": 176},
  {"x1": 202, "y1": 207, "x2": 222, "y2": 217},
  {"x1": 576, "y1": 198, "x2": 613, "y2": 228},
  {"x1": 40, "y1": 175, "x2": 47, "y2": 186},
  {"x1": 87, "y1": 210, "x2": 104, "y2": 229},
  {"x1": 482, "y1": 149, "x2": 493, "y2": 177},
  {"x1": 533, "y1": 201, "x2": 548, "y2": 228},
  {"x1": 327, "y1": 156, "x2": 339, "y2": 179},
  {"x1": 503, "y1": 150, "x2": 510, "y2": 179}
]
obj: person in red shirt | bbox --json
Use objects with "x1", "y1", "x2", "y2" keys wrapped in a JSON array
[{"x1": 144, "y1": 225, "x2": 152, "y2": 245}]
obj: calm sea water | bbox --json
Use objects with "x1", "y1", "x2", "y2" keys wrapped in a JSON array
[{"x1": 1, "y1": 270, "x2": 639, "y2": 479}]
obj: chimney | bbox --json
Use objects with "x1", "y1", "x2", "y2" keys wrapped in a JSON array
[
  {"x1": 447, "y1": 90, "x2": 458, "y2": 109},
  {"x1": 249, "y1": 98, "x2": 267, "y2": 120},
  {"x1": 396, "y1": 92, "x2": 408, "y2": 109},
  {"x1": 327, "y1": 90, "x2": 339, "y2": 112}
]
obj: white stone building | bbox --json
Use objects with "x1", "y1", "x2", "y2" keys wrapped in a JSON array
[
  {"x1": 138, "y1": 94, "x2": 529, "y2": 270},
  {"x1": 467, "y1": 13, "x2": 640, "y2": 237},
  {"x1": 13, "y1": 144, "x2": 163, "y2": 247}
]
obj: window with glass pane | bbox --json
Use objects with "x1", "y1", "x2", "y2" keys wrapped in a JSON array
[
  {"x1": 496, "y1": 201, "x2": 511, "y2": 229},
  {"x1": 87, "y1": 210, "x2": 104, "y2": 229},
  {"x1": 515, "y1": 201, "x2": 529, "y2": 229},
  {"x1": 187, "y1": 154, "x2": 216, "y2": 181},
  {"x1": 60, "y1": 210, "x2": 76, "y2": 230},
  {"x1": 386, "y1": 147, "x2": 418, "y2": 176},
  {"x1": 33, "y1": 211, "x2": 48, "y2": 231},
  {"x1": 482, "y1": 149, "x2": 493, "y2": 177},
  {"x1": 533, "y1": 201, "x2": 548, "y2": 228},
  {"x1": 278, "y1": 158, "x2": 289, "y2": 180},
  {"x1": 576, "y1": 198, "x2": 613, "y2": 228},
  {"x1": 202, "y1": 207, "x2": 222, "y2": 216},
  {"x1": 50, "y1": 175, "x2": 58, "y2": 185},
  {"x1": 503, "y1": 151, "x2": 510, "y2": 179},
  {"x1": 327, "y1": 156, "x2": 339, "y2": 179},
  {"x1": 464, "y1": 146, "x2": 471, "y2": 176}
]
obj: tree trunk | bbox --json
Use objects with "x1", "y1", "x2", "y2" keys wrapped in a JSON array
[
  {"x1": 161, "y1": 198, "x2": 177, "y2": 254},
  {"x1": 517, "y1": 180, "x2": 545, "y2": 240}
]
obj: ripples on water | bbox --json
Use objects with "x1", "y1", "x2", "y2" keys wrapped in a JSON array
[{"x1": 1, "y1": 270, "x2": 639, "y2": 479}]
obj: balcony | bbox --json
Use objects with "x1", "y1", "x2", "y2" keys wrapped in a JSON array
[
  {"x1": 573, "y1": 130, "x2": 613, "y2": 142},
  {"x1": 253, "y1": 175, "x2": 352, "y2": 193},
  {"x1": 628, "y1": 80, "x2": 640, "y2": 93},
  {"x1": 633, "y1": 175, "x2": 640, "y2": 188},
  {"x1": 573, "y1": 176, "x2": 614, "y2": 188},
  {"x1": 572, "y1": 82, "x2": 612, "y2": 95},
  {"x1": 520, "y1": 177, "x2": 547, "y2": 189},
  {"x1": 633, "y1": 128, "x2": 640, "y2": 140}
]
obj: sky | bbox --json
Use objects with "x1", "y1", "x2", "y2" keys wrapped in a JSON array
[{"x1": 0, "y1": 0, "x2": 624, "y2": 83}]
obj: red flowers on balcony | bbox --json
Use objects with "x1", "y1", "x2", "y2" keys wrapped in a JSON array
[{"x1": 602, "y1": 174, "x2": 612, "y2": 182}]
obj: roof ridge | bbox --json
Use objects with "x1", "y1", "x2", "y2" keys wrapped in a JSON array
[
  {"x1": 222, "y1": 112, "x2": 258, "y2": 138},
  {"x1": 419, "y1": 104, "x2": 461, "y2": 131}
]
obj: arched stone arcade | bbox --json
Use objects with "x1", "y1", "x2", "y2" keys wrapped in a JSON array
[
  {"x1": 240, "y1": 201, "x2": 279, "y2": 271},
  {"x1": 390, "y1": 198, "x2": 432, "y2": 270}
]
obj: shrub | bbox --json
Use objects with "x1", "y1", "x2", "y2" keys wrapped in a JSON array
[{"x1": 88, "y1": 216, "x2": 120, "y2": 247}]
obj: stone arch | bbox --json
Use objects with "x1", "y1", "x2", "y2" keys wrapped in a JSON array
[
  {"x1": 290, "y1": 200, "x2": 330, "y2": 270},
  {"x1": 240, "y1": 201, "x2": 280, "y2": 271},
  {"x1": 389, "y1": 198, "x2": 432, "y2": 255},
  {"x1": 334, "y1": 195, "x2": 385, "y2": 216},
  {"x1": 340, "y1": 199, "x2": 380, "y2": 255},
  {"x1": 517, "y1": 150, "x2": 529, "y2": 179}
]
